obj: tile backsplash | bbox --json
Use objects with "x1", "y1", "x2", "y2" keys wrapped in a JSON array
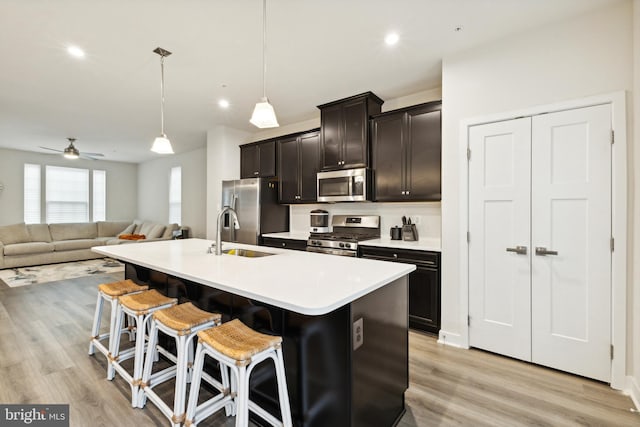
[{"x1": 290, "y1": 202, "x2": 441, "y2": 239}]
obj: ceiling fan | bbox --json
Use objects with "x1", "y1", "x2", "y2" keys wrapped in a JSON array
[{"x1": 39, "y1": 138, "x2": 105, "y2": 160}]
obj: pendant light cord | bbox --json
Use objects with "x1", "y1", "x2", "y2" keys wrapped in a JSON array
[
  {"x1": 262, "y1": 0, "x2": 267, "y2": 100},
  {"x1": 160, "y1": 55, "x2": 166, "y2": 135}
]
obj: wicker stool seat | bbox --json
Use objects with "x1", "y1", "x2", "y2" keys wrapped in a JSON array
[
  {"x1": 139, "y1": 302, "x2": 223, "y2": 427},
  {"x1": 185, "y1": 319, "x2": 292, "y2": 427},
  {"x1": 89, "y1": 279, "x2": 148, "y2": 378},
  {"x1": 110, "y1": 290, "x2": 177, "y2": 407}
]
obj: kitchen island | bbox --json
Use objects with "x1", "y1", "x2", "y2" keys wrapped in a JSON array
[{"x1": 93, "y1": 238, "x2": 414, "y2": 427}]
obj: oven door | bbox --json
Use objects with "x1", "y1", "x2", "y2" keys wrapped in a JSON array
[{"x1": 306, "y1": 246, "x2": 357, "y2": 257}]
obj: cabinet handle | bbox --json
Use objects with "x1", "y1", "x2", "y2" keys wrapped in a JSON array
[
  {"x1": 406, "y1": 190, "x2": 410, "y2": 195},
  {"x1": 254, "y1": 171, "x2": 259, "y2": 175},
  {"x1": 282, "y1": 242, "x2": 286, "y2": 247},
  {"x1": 401, "y1": 191, "x2": 405, "y2": 195},
  {"x1": 393, "y1": 253, "x2": 398, "y2": 258}
]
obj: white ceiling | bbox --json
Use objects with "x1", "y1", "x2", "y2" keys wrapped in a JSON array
[{"x1": 0, "y1": 0, "x2": 620, "y2": 163}]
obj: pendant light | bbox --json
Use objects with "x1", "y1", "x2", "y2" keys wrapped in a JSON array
[
  {"x1": 151, "y1": 47, "x2": 174, "y2": 154},
  {"x1": 250, "y1": 0, "x2": 279, "y2": 128}
]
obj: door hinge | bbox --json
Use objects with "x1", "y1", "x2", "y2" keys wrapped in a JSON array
[
  {"x1": 467, "y1": 148, "x2": 471, "y2": 160},
  {"x1": 467, "y1": 231, "x2": 470, "y2": 243},
  {"x1": 610, "y1": 237, "x2": 614, "y2": 252},
  {"x1": 611, "y1": 344, "x2": 614, "y2": 360},
  {"x1": 611, "y1": 130, "x2": 615, "y2": 145},
  {"x1": 467, "y1": 315, "x2": 471, "y2": 327}
]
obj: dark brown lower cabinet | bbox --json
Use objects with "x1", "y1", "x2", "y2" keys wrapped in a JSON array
[
  {"x1": 359, "y1": 246, "x2": 440, "y2": 334},
  {"x1": 261, "y1": 236, "x2": 308, "y2": 251}
]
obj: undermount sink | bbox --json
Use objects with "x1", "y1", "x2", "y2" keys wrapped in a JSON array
[{"x1": 222, "y1": 248, "x2": 275, "y2": 258}]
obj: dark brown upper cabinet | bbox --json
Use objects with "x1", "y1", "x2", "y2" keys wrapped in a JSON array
[
  {"x1": 240, "y1": 139, "x2": 276, "y2": 178},
  {"x1": 371, "y1": 101, "x2": 442, "y2": 201},
  {"x1": 317, "y1": 92, "x2": 383, "y2": 171},
  {"x1": 278, "y1": 129, "x2": 320, "y2": 204}
]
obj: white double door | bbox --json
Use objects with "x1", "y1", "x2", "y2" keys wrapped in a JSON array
[{"x1": 468, "y1": 104, "x2": 612, "y2": 382}]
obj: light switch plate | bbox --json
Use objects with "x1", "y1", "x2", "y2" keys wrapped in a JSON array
[{"x1": 353, "y1": 317, "x2": 364, "y2": 351}]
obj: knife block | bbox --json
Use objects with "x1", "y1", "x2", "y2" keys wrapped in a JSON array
[{"x1": 402, "y1": 224, "x2": 418, "y2": 241}]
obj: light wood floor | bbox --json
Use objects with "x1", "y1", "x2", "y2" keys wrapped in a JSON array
[{"x1": 0, "y1": 275, "x2": 638, "y2": 426}]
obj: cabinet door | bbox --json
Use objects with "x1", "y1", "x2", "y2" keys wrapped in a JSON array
[
  {"x1": 320, "y1": 104, "x2": 342, "y2": 170},
  {"x1": 409, "y1": 266, "x2": 440, "y2": 334},
  {"x1": 278, "y1": 136, "x2": 299, "y2": 203},
  {"x1": 371, "y1": 113, "x2": 405, "y2": 201},
  {"x1": 258, "y1": 140, "x2": 276, "y2": 177},
  {"x1": 240, "y1": 145, "x2": 258, "y2": 178},
  {"x1": 299, "y1": 131, "x2": 320, "y2": 202},
  {"x1": 342, "y1": 98, "x2": 368, "y2": 168},
  {"x1": 407, "y1": 108, "x2": 441, "y2": 200}
]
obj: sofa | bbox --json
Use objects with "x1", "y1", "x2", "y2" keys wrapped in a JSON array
[{"x1": 0, "y1": 220, "x2": 181, "y2": 270}]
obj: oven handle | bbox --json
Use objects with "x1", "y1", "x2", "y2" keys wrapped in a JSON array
[{"x1": 306, "y1": 246, "x2": 357, "y2": 257}]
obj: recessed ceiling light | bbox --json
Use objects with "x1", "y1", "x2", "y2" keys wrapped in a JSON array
[
  {"x1": 67, "y1": 45, "x2": 85, "y2": 58},
  {"x1": 385, "y1": 32, "x2": 400, "y2": 46},
  {"x1": 218, "y1": 99, "x2": 230, "y2": 109},
  {"x1": 454, "y1": 26, "x2": 464, "y2": 32}
]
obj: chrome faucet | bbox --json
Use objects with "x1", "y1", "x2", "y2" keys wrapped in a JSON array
[{"x1": 215, "y1": 206, "x2": 240, "y2": 255}]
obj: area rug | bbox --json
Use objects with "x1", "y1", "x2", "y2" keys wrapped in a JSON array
[{"x1": 0, "y1": 258, "x2": 124, "y2": 287}]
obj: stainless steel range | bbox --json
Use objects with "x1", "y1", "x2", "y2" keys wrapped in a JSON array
[{"x1": 307, "y1": 215, "x2": 380, "y2": 257}]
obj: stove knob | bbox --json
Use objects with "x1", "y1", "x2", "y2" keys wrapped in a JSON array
[
  {"x1": 339, "y1": 243, "x2": 345, "y2": 248},
  {"x1": 344, "y1": 243, "x2": 351, "y2": 249}
]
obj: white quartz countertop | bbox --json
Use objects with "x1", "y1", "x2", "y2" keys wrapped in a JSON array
[
  {"x1": 93, "y1": 238, "x2": 415, "y2": 316},
  {"x1": 262, "y1": 232, "x2": 441, "y2": 252}
]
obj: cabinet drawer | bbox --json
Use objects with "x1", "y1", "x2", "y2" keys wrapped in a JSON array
[
  {"x1": 359, "y1": 246, "x2": 439, "y2": 267},
  {"x1": 261, "y1": 237, "x2": 307, "y2": 252}
]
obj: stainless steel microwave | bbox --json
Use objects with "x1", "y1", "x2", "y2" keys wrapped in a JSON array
[{"x1": 317, "y1": 168, "x2": 371, "y2": 202}]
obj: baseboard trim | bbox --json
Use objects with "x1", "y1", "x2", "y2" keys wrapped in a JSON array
[
  {"x1": 627, "y1": 375, "x2": 640, "y2": 411},
  {"x1": 437, "y1": 330, "x2": 465, "y2": 348}
]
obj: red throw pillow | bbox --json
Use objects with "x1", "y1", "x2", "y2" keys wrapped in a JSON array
[{"x1": 119, "y1": 233, "x2": 146, "y2": 241}]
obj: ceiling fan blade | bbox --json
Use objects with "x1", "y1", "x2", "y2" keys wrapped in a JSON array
[
  {"x1": 83, "y1": 152, "x2": 105, "y2": 157},
  {"x1": 39, "y1": 146, "x2": 64, "y2": 153}
]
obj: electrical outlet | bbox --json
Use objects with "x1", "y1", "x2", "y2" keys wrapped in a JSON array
[{"x1": 353, "y1": 317, "x2": 364, "y2": 350}]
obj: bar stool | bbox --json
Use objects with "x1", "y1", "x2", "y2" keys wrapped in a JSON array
[
  {"x1": 88, "y1": 279, "x2": 148, "y2": 375},
  {"x1": 109, "y1": 289, "x2": 178, "y2": 407},
  {"x1": 185, "y1": 318, "x2": 292, "y2": 427},
  {"x1": 138, "y1": 302, "x2": 223, "y2": 427}
]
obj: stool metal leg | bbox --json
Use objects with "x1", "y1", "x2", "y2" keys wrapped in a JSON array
[
  {"x1": 172, "y1": 334, "x2": 189, "y2": 427},
  {"x1": 138, "y1": 319, "x2": 159, "y2": 409},
  {"x1": 274, "y1": 347, "x2": 293, "y2": 427},
  {"x1": 88, "y1": 292, "x2": 103, "y2": 355}
]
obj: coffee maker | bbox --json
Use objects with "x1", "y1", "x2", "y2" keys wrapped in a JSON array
[{"x1": 310, "y1": 209, "x2": 330, "y2": 233}]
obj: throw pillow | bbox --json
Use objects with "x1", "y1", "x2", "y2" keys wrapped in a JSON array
[
  {"x1": 119, "y1": 234, "x2": 146, "y2": 241},
  {"x1": 138, "y1": 222, "x2": 156, "y2": 236},
  {"x1": 118, "y1": 223, "x2": 136, "y2": 237},
  {"x1": 147, "y1": 224, "x2": 166, "y2": 239},
  {"x1": 0, "y1": 223, "x2": 30, "y2": 245}
]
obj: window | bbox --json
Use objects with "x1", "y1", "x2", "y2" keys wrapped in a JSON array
[
  {"x1": 45, "y1": 165, "x2": 89, "y2": 223},
  {"x1": 93, "y1": 170, "x2": 106, "y2": 221},
  {"x1": 24, "y1": 164, "x2": 41, "y2": 224},
  {"x1": 169, "y1": 166, "x2": 181, "y2": 224}
]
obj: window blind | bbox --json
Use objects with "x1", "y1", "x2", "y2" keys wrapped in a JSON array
[
  {"x1": 93, "y1": 170, "x2": 106, "y2": 221},
  {"x1": 24, "y1": 164, "x2": 41, "y2": 224},
  {"x1": 46, "y1": 165, "x2": 89, "y2": 223},
  {"x1": 169, "y1": 166, "x2": 181, "y2": 224}
]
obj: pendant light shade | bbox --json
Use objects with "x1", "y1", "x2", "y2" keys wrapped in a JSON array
[
  {"x1": 151, "y1": 47, "x2": 174, "y2": 154},
  {"x1": 251, "y1": 0, "x2": 279, "y2": 129},
  {"x1": 250, "y1": 97, "x2": 279, "y2": 128}
]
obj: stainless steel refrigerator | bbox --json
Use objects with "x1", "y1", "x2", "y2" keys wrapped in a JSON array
[{"x1": 220, "y1": 178, "x2": 289, "y2": 245}]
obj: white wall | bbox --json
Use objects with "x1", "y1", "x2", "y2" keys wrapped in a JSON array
[
  {"x1": 206, "y1": 126, "x2": 249, "y2": 238},
  {"x1": 138, "y1": 148, "x2": 207, "y2": 238},
  {"x1": 440, "y1": 0, "x2": 633, "y2": 362},
  {"x1": 0, "y1": 147, "x2": 137, "y2": 225},
  {"x1": 632, "y1": 0, "x2": 640, "y2": 408}
]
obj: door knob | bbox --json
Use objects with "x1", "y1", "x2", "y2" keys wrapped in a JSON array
[
  {"x1": 535, "y1": 247, "x2": 558, "y2": 256},
  {"x1": 506, "y1": 246, "x2": 527, "y2": 255}
]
